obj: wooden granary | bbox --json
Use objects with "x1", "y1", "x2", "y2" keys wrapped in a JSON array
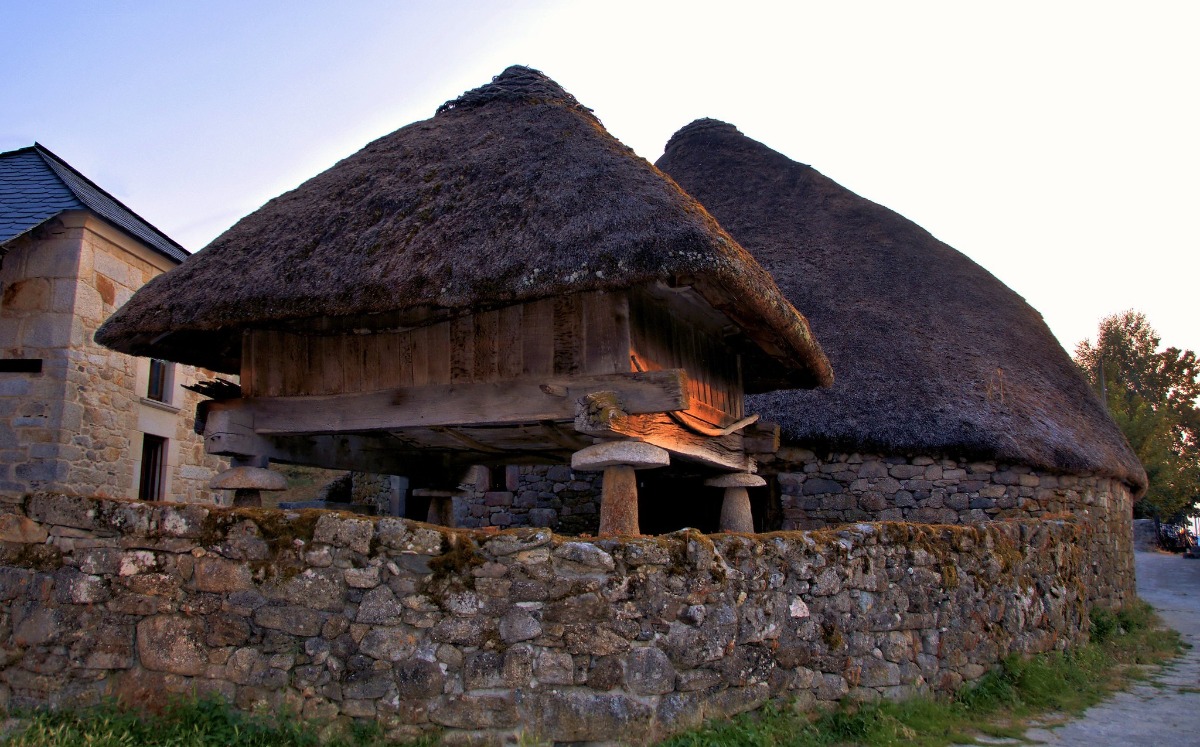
[{"x1": 96, "y1": 67, "x2": 832, "y2": 534}]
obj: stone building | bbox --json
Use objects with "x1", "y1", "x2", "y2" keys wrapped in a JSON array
[
  {"x1": 0, "y1": 144, "x2": 226, "y2": 502},
  {"x1": 655, "y1": 119, "x2": 1145, "y2": 606}
]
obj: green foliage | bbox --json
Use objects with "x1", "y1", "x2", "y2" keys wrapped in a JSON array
[
  {"x1": 661, "y1": 600, "x2": 1182, "y2": 747},
  {"x1": 1075, "y1": 311, "x2": 1200, "y2": 521},
  {"x1": 0, "y1": 695, "x2": 433, "y2": 747}
]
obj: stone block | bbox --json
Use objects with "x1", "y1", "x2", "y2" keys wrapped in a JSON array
[
  {"x1": 137, "y1": 615, "x2": 207, "y2": 676},
  {"x1": 344, "y1": 565, "x2": 381, "y2": 589},
  {"x1": 343, "y1": 669, "x2": 393, "y2": 700},
  {"x1": 357, "y1": 586, "x2": 404, "y2": 624},
  {"x1": 530, "y1": 689, "x2": 653, "y2": 743},
  {"x1": 192, "y1": 556, "x2": 252, "y2": 593},
  {"x1": 552, "y1": 541, "x2": 614, "y2": 572},
  {"x1": 394, "y1": 658, "x2": 443, "y2": 699},
  {"x1": 803, "y1": 478, "x2": 843, "y2": 495},
  {"x1": 624, "y1": 647, "x2": 674, "y2": 695},
  {"x1": 253, "y1": 604, "x2": 324, "y2": 636},
  {"x1": 0, "y1": 514, "x2": 47, "y2": 544},
  {"x1": 313, "y1": 514, "x2": 374, "y2": 554},
  {"x1": 270, "y1": 568, "x2": 345, "y2": 611},
  {"x1": 430, "y1": 693, "x2": 517, "y2": 729},
  {"x1": 465, "y1": 651, "x2": 505, "y2": 690},
  {"x1": 499, "y1": 608, "x2": 541, "y2": 643}
]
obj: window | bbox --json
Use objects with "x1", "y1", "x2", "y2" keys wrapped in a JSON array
[
  {"x1": 147, "y1": 359, "x2": 171, "y2": 403},
  {"x1": 138, "y1": 434, "x2": 166, "y2": 501}
]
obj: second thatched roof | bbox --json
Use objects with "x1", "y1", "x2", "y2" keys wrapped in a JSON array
[
  {"x1": 657, "y1": 119, "x2": 1145, "y2": 492},
  {"x1": 95, "y1": 67, "x2": 830, "y2": 392}
]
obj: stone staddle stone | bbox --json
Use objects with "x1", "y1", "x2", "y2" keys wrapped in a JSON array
[
  {"x1": 717, "y1": 487, "x2": 755, "y2": 533},
  {"x1": 705, "y1": 473, "x2": 766, "y2": 488},
  {"x1": 571, "y1": 441, "x2": 670, "y2": 471},
  {"x1": 209, "y1": 466, "x2": 287, "y2": 491}
]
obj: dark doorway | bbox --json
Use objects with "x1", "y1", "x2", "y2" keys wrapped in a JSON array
[{"x1": 139, "y1": 434, "x2": 166, "y2": 500}]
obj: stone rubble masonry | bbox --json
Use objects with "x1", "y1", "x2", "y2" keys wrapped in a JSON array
[
  {"x1": 454, "y1": 465, "x2": 604, "y2": 535},
  {"x1": 759, "y1": 449, "x2": 1136, "y2": 609},
  {"x1": 0, "y1": 492, "x2": 1089, "y2": 745},
  {"x1": 0, "y1": 213, "x2": 226, "y2": 502}
]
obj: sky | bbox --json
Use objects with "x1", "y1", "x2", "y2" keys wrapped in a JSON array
[{"x1": 3, "y1": 1, "x2": 1197, "y2": 356}]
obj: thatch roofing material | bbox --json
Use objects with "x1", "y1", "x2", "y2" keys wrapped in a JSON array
[
  {"x1": 656, "y1": 119, "x2": 1145, "y2": 492},
  {"x1": 96, "y1": 68, "x2": 830, "y2": 392}
]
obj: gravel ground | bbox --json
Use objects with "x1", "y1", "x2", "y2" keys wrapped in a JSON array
[{"x1": 1019, "y1": 550, "x2": 1200, "y2": 746}]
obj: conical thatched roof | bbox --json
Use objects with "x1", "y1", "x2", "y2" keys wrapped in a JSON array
[
  {"x1": 657, "y1": 119, "x2": 1145, "y2": 492},
  {"x1": 96, "y1": 68, "x2": 830, "y2": 391}
]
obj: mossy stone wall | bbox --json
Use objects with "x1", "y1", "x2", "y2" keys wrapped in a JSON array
[{"x1": 0, "y1": 492, "x2": 1089, "y2": 744}]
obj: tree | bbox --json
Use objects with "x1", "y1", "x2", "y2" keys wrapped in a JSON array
[{"x1": 1075, "y1": 311, "x2": 1200, "y2": 521}]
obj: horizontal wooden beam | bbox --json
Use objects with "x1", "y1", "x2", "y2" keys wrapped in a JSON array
[
  {"x1": 203, "y1": 407, "x2": 485, "y2": 488},
  {"x1": 744, "y1": 421, "x2": 781, "y2": 454},
  {"x1": 573, "y1": 395, "x2": 753, "y2": 473},
  {"x1": 214, "y1": 370, "x2": 688, "y2": 436}
]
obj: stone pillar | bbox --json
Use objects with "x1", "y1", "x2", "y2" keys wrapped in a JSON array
[
  {"x1": 412, "y1": 489, "x2": 461, "y2": 527},
  {"x1": 705, "y1": 473, "x2": 766, "y2": 533},
  {"x1": 571, "y1": 441, "x2": 670, "y2": 537},
  {"x1": 209, "y1": 466, "x2": 287, "y2": 508}
]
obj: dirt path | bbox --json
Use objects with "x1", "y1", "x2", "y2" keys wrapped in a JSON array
[{"x1": 1020, "y1": 550, "x2": 1200, "y2": 745}]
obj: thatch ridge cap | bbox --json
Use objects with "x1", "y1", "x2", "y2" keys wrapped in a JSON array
[{"x1": 435, "y1": 65, "x2": 595, "y2": 120}]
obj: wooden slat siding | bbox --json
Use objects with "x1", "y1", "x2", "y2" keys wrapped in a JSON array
[
  {"x1": 630, "y1": 292, "x2": 665, "y2": 372},
  {"x1": 407, "y1": 327, "x2": 429, "y2": 387},
  {"x1": 497, "y1": 304, "x2": 524, "y2": 379},
  {"x1": 630, "y1": 290, "x2": 748, "y2": 425},
  {"x1": 449, "y1": 316, "x2": 474, "y2": 383},
  {"x1": 319, "y1": 336, "x2": 345, "y2": 395},
  {"x1": 372, "y1": 331, "x2": 397, "y2": 390},
  {"x1": 240, "y1": 330, "x2": 257, "y2": 397},
  {"x1": 697, "y1": 330, "x2": 714, "y2": 409},
  {"x1": 426, "y1": 321, "x2": 453, "y2": 385},
  {"x1": 473, "y1": 309, "x2": 500, "y2": 381},
  {"x1": 522, "y1": 298, "x2": 554, "y2": 377},
  {"x1": 730, "y1": 353, "x2": 741, "y2": 416},
  {"x1": 552, "y1": 295, "x2": 583, "y2": 376},
  {"x1": 362, "y1": 332, "x2": 383, "y2": 392},
  {"x1": 282, "y1": 333, "x2": 309, "y2": 396},
  {"x1": 582, "y1": 292, "x2": 629, "y2": 375},
  {"x1": 343, "y1": 334, "x2": 366, "y2": 394},
  {"x1": 264, "y1": 331, "x2": 285, "y2": 397},
  {"x1": 397, "y1": 328, "x2": 416, "y2": 388}
]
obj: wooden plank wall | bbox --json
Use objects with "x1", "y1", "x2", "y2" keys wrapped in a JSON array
[
  {"x1": 629, "y1": 293, "x2": 744, "y2": 424},
  {"x1": 241, "y1": 291, "x2": 632, "y2": 398}
]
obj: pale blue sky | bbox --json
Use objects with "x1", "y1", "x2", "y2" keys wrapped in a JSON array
[{"x1": 3, "y1": 1, "x2": 1197, "y2": 355}]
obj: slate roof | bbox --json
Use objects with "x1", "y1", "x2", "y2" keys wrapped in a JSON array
[{"x1": 0, "y1": 144, "x2": 188, "y2": 263}]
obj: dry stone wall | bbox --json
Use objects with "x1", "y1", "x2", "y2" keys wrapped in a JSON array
[
  {"x1": 455, "y1": 466, "x2": 603, "y2": 535},
  {"x1": 757, "y1": 449, "x2": 1137, "y2": 609},
  {"x1": 0, "y1": 492, "x2": 1087, "y2": 745}
]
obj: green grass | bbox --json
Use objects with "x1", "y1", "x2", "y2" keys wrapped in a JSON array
[
  {"x1": 661, "y1": 600, "x2": 1183, "y2": 747},
  {"x1": 0, "y1": 696, "x2": 433, "y2": 747}
]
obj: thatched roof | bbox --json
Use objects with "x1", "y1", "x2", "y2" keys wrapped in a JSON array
[
  {"x1": 95, "y1": 68, "x2": 830, "y2": 392},
  {"x1": 657, "y1": 119, "x2": 1145, "y2": 492}
]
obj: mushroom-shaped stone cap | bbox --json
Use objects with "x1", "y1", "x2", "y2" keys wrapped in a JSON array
[
  {"x1": 705, "y1": 473, "x2": 766, "y2": 488},
  {"x1": 209, "y1": 466, "x2": 288, "y2": 491},
  {"x1": 571, "y1": 441, "x2": 670, "y2": 471}
]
